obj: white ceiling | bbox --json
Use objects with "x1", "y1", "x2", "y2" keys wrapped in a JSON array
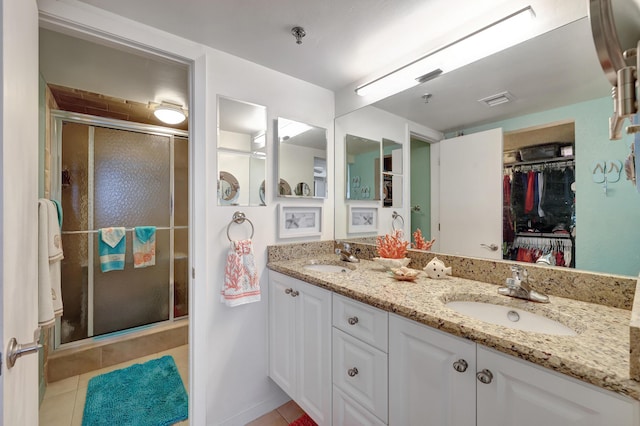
[{"x1": 42, "y1": 0, "x2": 635, "y2": 132}]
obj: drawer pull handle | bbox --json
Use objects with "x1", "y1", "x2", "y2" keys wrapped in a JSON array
[
  {"x1": 452, "y1": 359, "x2": 468, "y2": 373},
  {"x1": 290, "y1": 290, "x2": 299, "y2": 297},
  {"x1": 347, "y1": 316, "x2": 359, "y2": 325},
  {"x1": 285, "y1": 288, "x2": 293, "y2": 294},
  {"x1": 476, "y1": 369, "x2": 493, "y2": 384},
  {"x1": 347, "y1": 367, "x2": 359, "y2": 377}
]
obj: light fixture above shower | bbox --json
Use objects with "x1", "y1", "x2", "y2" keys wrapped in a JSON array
[{"x1": 153, "y1": 101, "x2": 187, "y2": 125}]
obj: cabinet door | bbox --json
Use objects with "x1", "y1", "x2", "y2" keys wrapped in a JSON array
[
  {"x1": 389, "y1": 314, "x2": 476, "y2": 426},
  {"x1": 268, "y1": 271, "x2": 297, "y2": 397},
  {"x1": 477, "y1": 346, "x2": 640, "y2": 426},
  {"x1": 296, "y1": 280, "x2": 332, "y2": 426}
]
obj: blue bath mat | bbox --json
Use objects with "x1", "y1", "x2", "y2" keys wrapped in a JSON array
[{"x1": 82, "y1": 355, "x2": 188, "y2": 426}]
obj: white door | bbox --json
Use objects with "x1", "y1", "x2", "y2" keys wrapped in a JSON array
[
  {"x1": 439, "y1": 128, "x2": 503, "y2": 259},
  {"x1": 476, "y1": 346, "x2": 640, "y2": 426},
  {"x1": 389, "y1": 315, "x2": 476, "y2": 426},
  {"x1": 296, "y1": 280, "x2": 331, "y2": 426},
  {"x1": 1, "y1": 0, "x2": 40, "y2": 425}
]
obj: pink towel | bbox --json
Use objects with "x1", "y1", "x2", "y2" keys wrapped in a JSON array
[{"x1": 221, "y1": 239, "x2": 260, "y2": 307}]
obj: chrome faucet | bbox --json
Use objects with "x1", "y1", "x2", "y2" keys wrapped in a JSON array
[
  {"x1": 498, "y1": 265, "x2": 549, "y2": 303},
  {"x1": 335, "y1": 242, "x2": 360, "y2": 263}
]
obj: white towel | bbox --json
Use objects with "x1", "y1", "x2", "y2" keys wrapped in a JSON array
[
  {"x1": 220, "y1": 239, "x2": 260, "y2": 307},
  {"x1": 38, "y1": 199, "x2": 64, "y2": 328}
]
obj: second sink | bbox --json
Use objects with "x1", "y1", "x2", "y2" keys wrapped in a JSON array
[
  {"x1": 304, "y1": 263, "x2": 353, "y2": 274},
  {"x1": 446, "y1": 301, "x2": 578, "y2": 336}
]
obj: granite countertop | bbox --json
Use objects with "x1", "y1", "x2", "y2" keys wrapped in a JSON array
[{"x1": 268, "y1": 255, "x2": 640, "y2": 401}]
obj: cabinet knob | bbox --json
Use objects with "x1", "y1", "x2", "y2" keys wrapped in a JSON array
[
  {"x1": 452, "y1": 359, "x2": 468, "y2": 373},
  {"x1": 285, "y1": 288, "x2": 293, "y2": 294},
  {"x1": 290, "y1": 290, "x2": 299, "y2": 297},
  {"x1": 347, "y1": 316, "x2": 359, "y2": 325},
  {"x1": 347, "y1": 367, "x2": 359, "y2": 377},
  {"x1": 476, "y1": 369, "x2": 494, "y2": 384}
]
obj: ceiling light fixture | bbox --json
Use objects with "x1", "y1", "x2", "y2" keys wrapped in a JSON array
[
  {"x1": 153, "y1": 102, "x2": 187, "y2": 125},
  {"x1": 355, "y1": 6, "x2": 536, "y2": 98}
]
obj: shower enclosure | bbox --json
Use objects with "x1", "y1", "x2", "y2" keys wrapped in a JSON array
[{"x1": 51, "y1": 111, "x2": 189, "y2": 346}]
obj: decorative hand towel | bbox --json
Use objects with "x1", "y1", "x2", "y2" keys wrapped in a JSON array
[
  {"x1": 38, "y1": 199, "x2": 64, "y2": 327},
  {"x1": 221, "y1": 239, "x2": 260, "y2": 307},
  {"x1": 99, "y1": 227, "x2": 126, "y2": 272},
  {"x1": 133, "y1": 226, "x2": 156, "y2": 268}
]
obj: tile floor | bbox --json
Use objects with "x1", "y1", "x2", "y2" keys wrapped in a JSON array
[
  {"x1": 39, "y1": 344, "x2": 189, "y2": 426},
  {"x1": 246, "y1": 400, "x2": 305, "y2": 426}
]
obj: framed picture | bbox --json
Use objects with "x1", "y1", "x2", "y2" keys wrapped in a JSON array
[
  {"x1": 279, "y1": 205, "x2": 322, "y2": 238},
  {"x1": 348, "y1": 206, "x2": 378, "y2": 233}
]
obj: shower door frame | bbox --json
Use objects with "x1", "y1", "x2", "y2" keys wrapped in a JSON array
[{"x1": 50, "y1": 110, "x2": 189, "y2": 348}]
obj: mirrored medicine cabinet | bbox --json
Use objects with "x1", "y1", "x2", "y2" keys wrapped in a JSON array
[
  {"x1": 217, "y1": 96, "x2": 267, "y2": 206},
  {"x1": 276, "y1": 117, "x2": 328, "y2": 199}
]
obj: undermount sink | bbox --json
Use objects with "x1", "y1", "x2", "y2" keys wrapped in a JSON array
[
  {"x1": 303, "y1": 263, "x2": 353, "y2": 274},
  {"x1": 446, "y1": 301, "x2": 578, "y2": 336}
]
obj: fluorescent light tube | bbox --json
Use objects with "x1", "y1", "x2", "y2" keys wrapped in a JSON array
[{"x1": 355, "y1": 6, "x2": 536, "y2": 98}]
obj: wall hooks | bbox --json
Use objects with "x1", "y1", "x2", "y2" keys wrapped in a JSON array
[{"x1": 592, "y1": 160, "x2": 622, "y2": 195}]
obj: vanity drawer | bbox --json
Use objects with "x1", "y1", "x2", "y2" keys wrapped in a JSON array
[
  {"x1": 333, "y1": 293, "x2": 388, "y2": 352},
  {"x1": 333, "y1": 385, "x2": 387, "y2": 426},
  {"x1": 333, "y1": 328, "x2": 388, "y2": 423}
]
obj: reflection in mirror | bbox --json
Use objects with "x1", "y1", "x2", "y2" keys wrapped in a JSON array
[
  {"x1": 382, "y1": 138, "x2": 403, "y2": 208},
  {"x1": 335, "y1": 17, "x2": 640, "y2": 278},
  {"x1": 277, "y1": 118, "x2": 328, "y2": 198},
  {"x1": 217, "y1": 96, "x2": 267, "y2": 206},
  {"x1": 345, "y1": 134, "x2": 381, "y2": 201}
]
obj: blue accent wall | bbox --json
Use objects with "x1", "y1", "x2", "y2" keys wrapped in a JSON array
[{"x1": 448, "y1": 97, "x2": 640, "y2": 277}]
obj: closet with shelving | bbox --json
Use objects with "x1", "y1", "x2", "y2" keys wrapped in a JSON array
[{"x1": 502, "y1": 121, "x2": 576, "y2": 267}]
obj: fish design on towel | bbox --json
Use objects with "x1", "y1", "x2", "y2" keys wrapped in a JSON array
[
  {"x1": 133, "y1": 226, "x2": 156, "y2": 268},
  {"x1": 99, "y1": 227, "x2": 126, "y2": 272},
  {"x1": 221, "y1": 239, "x2": 260, "y2": 307}
]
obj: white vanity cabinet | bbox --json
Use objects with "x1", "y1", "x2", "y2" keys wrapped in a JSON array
[
  {"x1": 389, "y1": 314, "x2": 476, "y2": 426},
  {"x1": 332, "y1": 294, "x2": 389, "y2": 425},
  {"x1": 268, "y1": 271, "x2": 332, "y2": 425},
  {"x1": 476, "y1": 346, "x2": 640, "y2": 426},
  {"x1": 389, "y1": 313, "x2": 640, "y2": 426}
]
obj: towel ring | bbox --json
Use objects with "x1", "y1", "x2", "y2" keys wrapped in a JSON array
[
  {"x1": 391, "y1": 211, "x2": 405, "y2": 231},
  {"x1": 227, "y1": 211, "x2": 255, "y2": 241}
]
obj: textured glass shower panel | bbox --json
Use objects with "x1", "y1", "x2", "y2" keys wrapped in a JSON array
[
  {"x1": 93, "y1": 230, "x2": 170, "y2": 335},
  {"x1": 174, "y1": 228, "x2": 189, "y2": 318},
  {"x1": 93, "y1": 127, "x2": 170, "y2": 228},
  {"x1": 174, "y1": 137, "x2": 189, "y2": 226},
  {"x1": 59, "y1": 233, "x2": 89, "y2": 344},
  {"x1": 60, "y1": 122, "x2": 89, "y2": 232}
]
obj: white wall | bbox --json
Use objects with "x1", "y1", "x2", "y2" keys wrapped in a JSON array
[
  {"x1": 37, "y1": 1, "x2": 335, "y2": 424},
  {"x1": 335, "y1": 106, "x2": 441, "y2": 240}
]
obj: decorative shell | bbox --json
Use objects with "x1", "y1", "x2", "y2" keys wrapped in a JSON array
[
  {"x1": 412, "y1": 228, "x2": 435, "y2": 251},
  {"x1": 376, "y1": 230, "x2": 409, "y2": 259},
  {"x1": 389, "y1": 266, "x2": 420, "y2": 281}
]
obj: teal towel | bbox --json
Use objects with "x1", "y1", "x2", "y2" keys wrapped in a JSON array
[
  {"x1": 99, "y1": 227, "x2": 126, "y2": 272},
  {"x1": 133, "y1": 226, "x2": 156, "y2": 268},
  {"x1": 51, "y1": 199, "x2": 63, "y2": 228}
]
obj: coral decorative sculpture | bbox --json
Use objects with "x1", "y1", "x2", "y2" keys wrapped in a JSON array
[
  {"x1": 412, "y1": 229, "x2": 435, "y2": 251},
  {"x1": 376, "y1": 230, "x2": 409, "y2": 259}
]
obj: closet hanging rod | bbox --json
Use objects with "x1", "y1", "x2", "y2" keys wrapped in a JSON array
[
  {"x1": 62, "y1": 225, "x2": 188, "y2": 235},
  {"x1": 504, "y1": 155, "x2": 574, "y2": 168},
  {"x1": 515, "y1": 232, "x2": 572, "y2": 239}
]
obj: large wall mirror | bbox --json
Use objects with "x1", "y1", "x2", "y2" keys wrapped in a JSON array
[
  {"x1": 276, "y1": 118, "x2": 328, "y2": 198},
  {"x1": 335, "y1": 12, "x2": 640, "y2": 278},
  {"x1": 217, "y1": 96, "x2": 267, "y2": 206}
]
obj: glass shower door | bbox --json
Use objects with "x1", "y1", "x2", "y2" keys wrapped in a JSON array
[{"x1": 92, "y1": 127, "x2": 171, "y2": 335}]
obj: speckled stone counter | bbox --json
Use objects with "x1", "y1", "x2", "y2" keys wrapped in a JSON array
[{"x1": 267, "y1": 251, "x2": 640, "y2": 401}]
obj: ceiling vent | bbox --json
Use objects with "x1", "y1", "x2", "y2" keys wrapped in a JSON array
[{"x1": 478, "y1": 91, "x2": 515, "y2": 107}]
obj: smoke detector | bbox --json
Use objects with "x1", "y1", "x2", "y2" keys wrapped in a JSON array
[{"x1": 478, "y1": 91, "x2": 515, "y2": 107}]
